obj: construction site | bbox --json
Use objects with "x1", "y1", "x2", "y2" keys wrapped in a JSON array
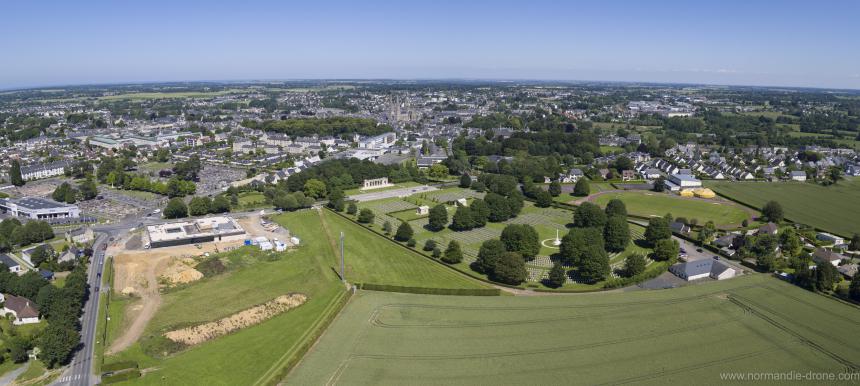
[{"x1": 143, "y1": 216, "x2": 247, "y2": 249}]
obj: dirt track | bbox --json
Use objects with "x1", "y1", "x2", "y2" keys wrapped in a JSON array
[{"x1": 106, "y1": 239, "x2": 242, "y2": 355}]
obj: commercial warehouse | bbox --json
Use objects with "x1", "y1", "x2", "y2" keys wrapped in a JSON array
[
  {"x1": 144, "y1": 216, "x2": 246, "y2": 249},
  {"x1": 0, "y1": 197, "x2": 81, "y2": 219}
]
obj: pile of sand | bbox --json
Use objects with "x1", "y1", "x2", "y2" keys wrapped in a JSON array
[
  {"x1": 164, "y1": 294, "x2": 308, "y2": 346},
  {"x1": 161, "y1": 257, "x2": 204, "y2": 285},
  {"x1": 168, "y1": 268, "x2": 204, "y2": 284}
]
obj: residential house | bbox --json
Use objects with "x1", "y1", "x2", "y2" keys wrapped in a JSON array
[
  {"x1": 65, "y1": 227, "x2": 94, "y2": 244},
  {"x1": 789, "y1": 170, "x2": 807, "y2": 182},
  {"x1": 669, "y1": 221, "x2": 691, "y2": 235},
  {"x1": 812, "y1": 248, "x2": 844, "y2": 267},
  {"x1": 621, "y1": 170, "x2": 636, "y2": 181},
  {"x1": 1, "y1": 294, "x2": 40, "y2": 325},
  {"x1": 0, "y1": 254, "x2": 22, "y2": 274},
  {"x1": 757, "y1": 223, "x2": 778, "y2": 236},
  {"x1": 561, "y1": 168, "x2": 584, "y2": 183}
]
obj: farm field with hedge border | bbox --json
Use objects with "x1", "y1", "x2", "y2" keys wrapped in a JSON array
[{"x1": 287, "y1": 274, "x2": 860, "y2": 385}]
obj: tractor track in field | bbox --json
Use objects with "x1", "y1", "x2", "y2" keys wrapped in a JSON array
[
  {"x1": 728, "y1": 294, "x2": 860, "y2": 371},
  {"x1": 370, "y1": 296, "x2": 718, "y2": 328},
  {"x1": 371, "y1": 284, "x2": 756, "y2": 312},
  {"x1": 346, "y1": 314, "x2": 745, "y2": 361}
]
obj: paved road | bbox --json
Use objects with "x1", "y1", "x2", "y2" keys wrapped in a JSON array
[
  {"x1": 53, "y1": 226, "x2": 123, "y2": 386},
  {"x1": 0, "y1": 361, "x2": 31, "y2": 385}
]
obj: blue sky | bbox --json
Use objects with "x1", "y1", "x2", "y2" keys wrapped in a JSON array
[{"x1": 2, "y1": 0, "x2": 859, "y2": 89}]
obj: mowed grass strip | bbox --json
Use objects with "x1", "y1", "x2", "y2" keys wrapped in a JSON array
[
  {"x1": 104, "y1": 210, "x2": 345, "y2": 385},
  {"x1": 287, "y1": 275, "x2": 860, "y2": 385},
  {"x1": 707, "y1": 178, "x2": 860, "y2": 237},
  {"x1": 591, "y1": 191, "x2": 750, "y2": 227},
  {"x1": 320, "y1": 209, "x2": 487, "y2": 289}
]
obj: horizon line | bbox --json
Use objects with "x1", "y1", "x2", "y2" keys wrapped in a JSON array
[{"x1": 3, "y1": 77, "x2": 860, "y2": 94}]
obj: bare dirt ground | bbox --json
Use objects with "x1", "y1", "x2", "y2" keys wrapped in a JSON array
[
  {"x1": 106, "y1": 237, "x2": 243, "y2": 355},
  {"x1": 237, "y1": 213, "x2": 291, "y2": 241},
  {"x1": 164, "y1": 293, "x2": 307, "y2": 346}
]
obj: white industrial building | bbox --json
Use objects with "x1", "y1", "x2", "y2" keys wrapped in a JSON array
[
  {"x1": 144, "y1": 216, "x2": 246, "y2": 248},
  {"x1": 0, "y1": 197, "x2": 81, "y2": 219}
]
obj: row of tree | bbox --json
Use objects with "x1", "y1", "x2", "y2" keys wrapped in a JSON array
[{"x1": 0, "y1": 218, "x2": 54, "y2": 250}]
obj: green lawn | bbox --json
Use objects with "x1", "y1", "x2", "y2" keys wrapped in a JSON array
[
  {"x1": 320, "y1": 210, "x2": 487, "y2": 289},
  {"x1": 237, "y1": 192, "x2": 266, "y2": 207},
  {"x1": 707, "y1": 178, "x2": 860, "y2": 237},
  {"x1": 591, "y1": 191, "x2": 751, "y2": 227},
  {"x1": 344, "y1": 181, "x2": 422, "y2": 197},
  {"x1": 104, "y1": 210, "x2": 346, "y2": 385},
  {"x1": 287, "y1": 274, "x2": 860, "y2": 385}
]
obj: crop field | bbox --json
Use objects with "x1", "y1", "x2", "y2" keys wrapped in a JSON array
[
  {"x1": 287, "y1": 275, "x2": 860, "y2": 385},
  {"x1": 590, "y1": 191, "x2": 751, "y2": 227},
  {"x1": 707, "y1": 178, "x2": 860, "y2": 237}
]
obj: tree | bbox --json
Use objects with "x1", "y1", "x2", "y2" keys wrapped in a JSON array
[
  {"x1": 30, "y1": 245, "x2": 52, "y2": 267},
  {"x1": 698, "y1": 221, "x2": 717, "y2": 245},
  {"x1": 603, "y1": 216, "x2": 630, "y2": 252},
  {"x1": 762, "y1": 201, "x2": 784, "y2": 223},
  {"x1": 492, "y1": 252, "x2": 527, "y2": 285},
  {"x1": 432, "y1": 247, "x2": 442, "y2": 259},
  {"x1": 849, "y1": 275, "x2": 860, "y2": 301},
  {"x1": 427, "y1": 204, "x2": 448, "y2": 231},
  {"x1": 623, "y1": 253, "x2": 647, "y2": 277},
  {"x1": 394, "y1": 222, "x2": 413, "y2": 241},
  {"x1": 573, "y1": 202, "x2": 607, "y2": 228},
  {"x1": 578, "y1": 245, "x2": 610, "y2": 283},
  {"x1": 469, "y1": 199, "x2": 490, "y2": 227},
  {"x1": 38, "y1": 324, "x2": 80, "y2": 368},
  {"x1": 652, "y1": 238, "x2": 680, "y2": 262},
  {"x1": 546, "y1": 263, "x2": 566, "y2": 288},
  {"x1": 573, "y1": 178, "x2": 590, "y2": 196},
  {"x1": 164, "y1": 198, "x2": 188, "y2": 219},
  {"x1": 428, "y1": 163, "x2": 449, "y2": 179},
  {"x1": 756, "y1": 253, "x2": 779, "y2": 272},
  {"x1": 459, "y1": 173, "x2": 472, "y2": 188},
  {"x1": 500, "y1": 224, "x2": 540, "y2": 259},
  {"x1": 560, "y1": 227, "x2": 605, "y2": 266},
  {"x1": 534, "y1": 189, "x2": 553, "y2": 208},
  {"x1": 474, "y1": 239, "x2": 505, "y2": 274},
  {"x1": 347, "y1": 201, "x2": 358, "y2": 215},
  {"x1": 188, "y1": 196, "x2": 212, "y2": 216},
  {"x1": 358, "y1": 208, "x2": 375, "y2": 224},
  {"x1": 78, "y1": 178, "x2": 98, "y2": 200},
  {"x1": 779, "y1": 228, "x2": 803, "y2": 257},
  {"x1": 423, "y1": 239, "x2": 437, "y2": 252},
  {"x1": 10, "y1": 160, "x2": 24, "y2": 186},
  {"x1": 485, "y1": 192, "x2": 512, "y2": 222},
  {"x1": 442, "y1": 240, "x2": 463, "y2": 264},
  {"x1": 849, "y1": 233, "x2": 860, "y2": 251},
  {"x1": 52, "y1": 183, "x2": 76, "y2": 204},
  {"x1": 814, "y1": 263, "x2": 840, "y2": 292},
  {"x1": 507, "y1": 191, "x2": 525, "y2": 217},
  {"x1": 652, "y1": 177, "x2": 666, "y2": 192},
  {"x1": 303, "y1": 178, "x2": 327, "y2": 200},
  {"x1": 211, "y1": 195, "x2": 231, "y2": 213},
  {"x1": 382, "y1": 221, "x2": 392, "y2": 235},
  {"x1": 548, "y1": 181, "x2": 562, "y2": 197},
  {"x1": 644, "y1": 217, "x2": 671, "y2": 246},
  {"x1": 604, "y1": 199, "x2": 627, "y2": 218},
  {"x1": 450, "y1": 206, "x2": 475, "y2": 231},
  {"x1": 328, "y1": 188, "x2": 345, "y2": 212}
]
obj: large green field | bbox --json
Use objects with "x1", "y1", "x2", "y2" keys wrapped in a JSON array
[
  {"x1": 591, "y1": 191, "x2": 751, "y2": 227},
  {"x1": 104, "y1": 210, "x2": 347, "y2": 385},
  {"x1": 102, "y1": 209, "x2": 485, "y2": 384},
  {"x1": 287, "y1": 275, "x2": 860, "y2": 385},
  {"x1": 707, "y1": 178, "x2": 860, "y2": 237}
]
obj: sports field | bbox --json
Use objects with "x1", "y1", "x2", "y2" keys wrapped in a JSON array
[
  {"x1": 707, "y1": 178, "x2": 860, "y2": 237},
  {"x1": 591, "y1": 191, "x2": 751, "y2": 227},
  {"x1": 287, "y1": 275, "x2": 860, "y2": 385}
]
